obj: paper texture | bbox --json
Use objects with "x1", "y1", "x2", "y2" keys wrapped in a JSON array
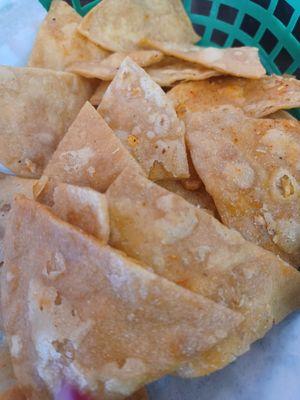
[{"x1": 0, "y1": 1, "x2": 300, "y2": 399}]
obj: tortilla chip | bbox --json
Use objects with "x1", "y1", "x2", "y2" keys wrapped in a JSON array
[
  {"x1": 39, "y1": 101, "x2": 141, "y2": 204},
  {"x1": 1, "y1": 197, "x2": 241, "y2": 399},
  {"x1": 0, "y1": 66, "x2": 94, "y2": 178},
  {"x1": 267, "y1": 110, "x2": 297, "y2": 120},
  {"x1": 68, "y1": 50, "x2": 163, "y2": 80},
  {"x1": 141, "y1": 39, "x2": 265, "y2": 78},
  {"x1": 128, "y1": 387, "x2": 148, "y2": 400},
  {"x1": 106, "y1": 167, "x2": 300, "y2": 377},
  {"x1": 78, "y1": 0, "x2": 199, "y2": 52},
  {"x1": 0, "y1": 174, "x2": 36, "y2": 264},
  {"x1": 158, "y1": 180, "x2": 218, "y2": 217},
  {"x1": 146, "y1": 57, "x2": 220, "y2": 86},
  {"x1": 28, "y1": 0, "x2": 109, "y2": 70},
  {"x1": 98, "y1": 57, "x2": 189, "y2": 179},
  {"x1": 90, "y1": 81, "x2": 110, "y2": 106},
  {"x1": 52, "y1": 183, "x2": 110, "y2": 242},
  {"x1": 167, "y1": 75, "x2": 300, "y2": 118},
  {"x1": 186, "y1": 106, "x2": 300, "y2": 267},
  {"x1": 0, "y1": 339, "x2": 25, "y2": 400}
]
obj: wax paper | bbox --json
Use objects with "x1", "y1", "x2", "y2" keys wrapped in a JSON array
[{"x1": 0, "y1": 1, "x2": 300, "y2": 399}]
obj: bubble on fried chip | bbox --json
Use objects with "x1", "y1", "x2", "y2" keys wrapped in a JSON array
[
  {"x1": 28, "y1": 0, "x2": 109, "y2": 70},
  {"x1": 106, "y1": 167, "x2": 300, "y2": 377},
  {"x1": 98, "y1": 57, "x2": 189, "y2": 179},
  {"x1": 52, "y1": 183, "x2": 110, "y2": 242},
  {"x1": 0, "y1": 67, "x2": 94, "y2": 178},
  {"x1": 186, "y1": 106, "x2": 300, "y2": 267},
  {"x1": 78, "y1": 0, "x2": 199, "y2": 52},
  {"x1": 141, "y1": 39, "x2": 266, "y2": 78},
  {"x1": 167, "y1": 75, "x2": 300, "y2": 118},
  {"x1": 1, "y1": 197, "x2": 241, "y2": 399}
]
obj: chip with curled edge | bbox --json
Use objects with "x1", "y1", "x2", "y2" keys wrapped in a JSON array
[
  {"x1": 141, "y1": 38, "x2": 266, "y2": 79},
  {"x1": 167, "y1": 75, "x2": 300, "y2": 118},
  {"x1": 186, "y1": 106, "x2": 300, "y2": 267}
]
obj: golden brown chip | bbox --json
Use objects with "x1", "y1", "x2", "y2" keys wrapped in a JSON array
[
  {"x1": 68, "y1": 50, "x2": 163, "y2": 80},
  {"x1": 186, "y1": 106, "x2": 300, "y2": 267},
  {"x1": 167, "y1": 75, "x2": 300, "y2": 118},
  {"x1": 158, "y1": 180, "x2": 218, "y2": 217},
  {"x1": 28, "y1": 0, "x2": 109, "y2": 70},
  {"x1": 0, "y1": 67, "x2": 94, "y2": 178},
  {"x1": 39, "y1": 101, "x2": 141, "y2": 203},
  {"x1": 98, "y1": 57, "x2": 189, "y2": 179},
  {"x1": 0, "y1": 174, "x2": 36, "y2": 263},
  {"x1": 127, "y1": 387, "x2": 148, "y2": 400},
  {"x1": 146, "y1": 57, "x2": 220, "y2": 86},
  {"x1": 106, "y1": 167, "x2": 300, "y2": 377},
  {"x1": 1, "y1": 197, "x2": 241, "y2": 399},
  {"x1": 78, "y1": 0, "x2": 199, "y2": 52},
  {"x1": 141, "y1": 39, "x2": 265, "y2": 78},
  {"x1": 52, "y1": 183, "x2": 110, "y2": 242},
  {"x1": 90, "y1": 81, "x2": 111, "y2": 106}
]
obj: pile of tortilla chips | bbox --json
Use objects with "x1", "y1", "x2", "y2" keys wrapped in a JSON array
[{"x1": 0, "y1": 0, "x2": 300, "y2": 399}]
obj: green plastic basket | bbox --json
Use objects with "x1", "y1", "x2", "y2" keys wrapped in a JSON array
[{"x1": 39, "y1": 0, "x2": 300, "y2": 117}]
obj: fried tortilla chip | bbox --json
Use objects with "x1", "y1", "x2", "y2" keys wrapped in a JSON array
[
  {"x1": 146, "y1": 57, "x2": 220, "y2": 87},
  {"x1": 52, "y1": 183, "x2": 109, "y2": 242},
  {"x1": 268, "y1": 110, "x2": 297, "y2": 120},
  {"x1": 167, "y1": 75, "x2": 300, "y2": 118},
  {"x1": 68, "y1": 50, "x2": 163, "y2": 80},
  {"x1": 90, "y1": 81, "x2": 110, "y2": 106},
  {"x1": 186, "y1": 106, "x2": 300, "y2": 267},
  {"x1": 98, "y1": 57, "x2": 189, "y2": 179},
  {"x1": 0, "y1": 338, "x2": 25, "y2": 400},
  {"x1": 106, "y1": 168, "x2": 300, "y2": 377},
  {"x1": 1, "y1": 197, "x2": 241, "y2": 399},
  {"x1": 0, "y1": 174, "x2": 36, "y2": 264},
  {"x1": 28, "y1": 0, "x2": 109, "y2": 70},
  {"x1": 78, "y1": 0, "x2": 199, "y2": 52},
  {"x1": 158, "y1": 180, "x2": 218, "y2": 217},
  {"x1": 0, "y1": 66, "x2": 94, "y2": 178},
  {"x1": 141, "y1": 39, "x2": 265, "y2": 78},
  {"x1": 39, "y1": 102, "x2": 141, "y2": 204},
  {"x1": 128, "y1": 387, "x2": 148, "y2": 400}
]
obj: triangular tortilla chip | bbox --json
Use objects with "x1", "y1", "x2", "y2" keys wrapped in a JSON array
[
  {"x1": 0, "y1": 66, "x2": 94, "y2": 178},
  {"x1": 0, "y1": 174, "x2": 36, "y2": 264},
  {"x1": 68, "y1": 50, "x2": 163, "y2": 80},
  {"x1": 158, "y1": 180, "x2": 218, "y2": 217},
  {"x1": 52, "y1": 183, "x2": 110, "y2": 242},
  {"x1": 28, "y1": 0, "x2": 109, "y2": 70},
  {"x1": 78, "y1": 0, "x2": 199, "y2": 52},
  {"x1": 98, "y1": 57, "x2": 189, "y2": 179},
  {"x1": 268, "y1": 110, "x2": 297, "y2": 120},
  {"x1": 145, "y1": 57, "x2": 220, "y2": 87},
  {"x1": 186, "y1": 106, "x2": 300, "y2": 267},
  {"x1": 1, "y1": 197, "x2": 241, "y2": 399},
  {"x1": 141, "y1": 39, "x2": 265, "y2": 78},
  {"x1": 106, "y1": 167, "x2": 300, "y2": 377},
  {"x1": 39, "y1": 101, "x2": 141, "y2": 203},
  {"x1": 90, "y1": 81, "x2": 110, "y2": 106},
  {"x1": 167, "y1": 75, "x2": 300, "y2": 118}
]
